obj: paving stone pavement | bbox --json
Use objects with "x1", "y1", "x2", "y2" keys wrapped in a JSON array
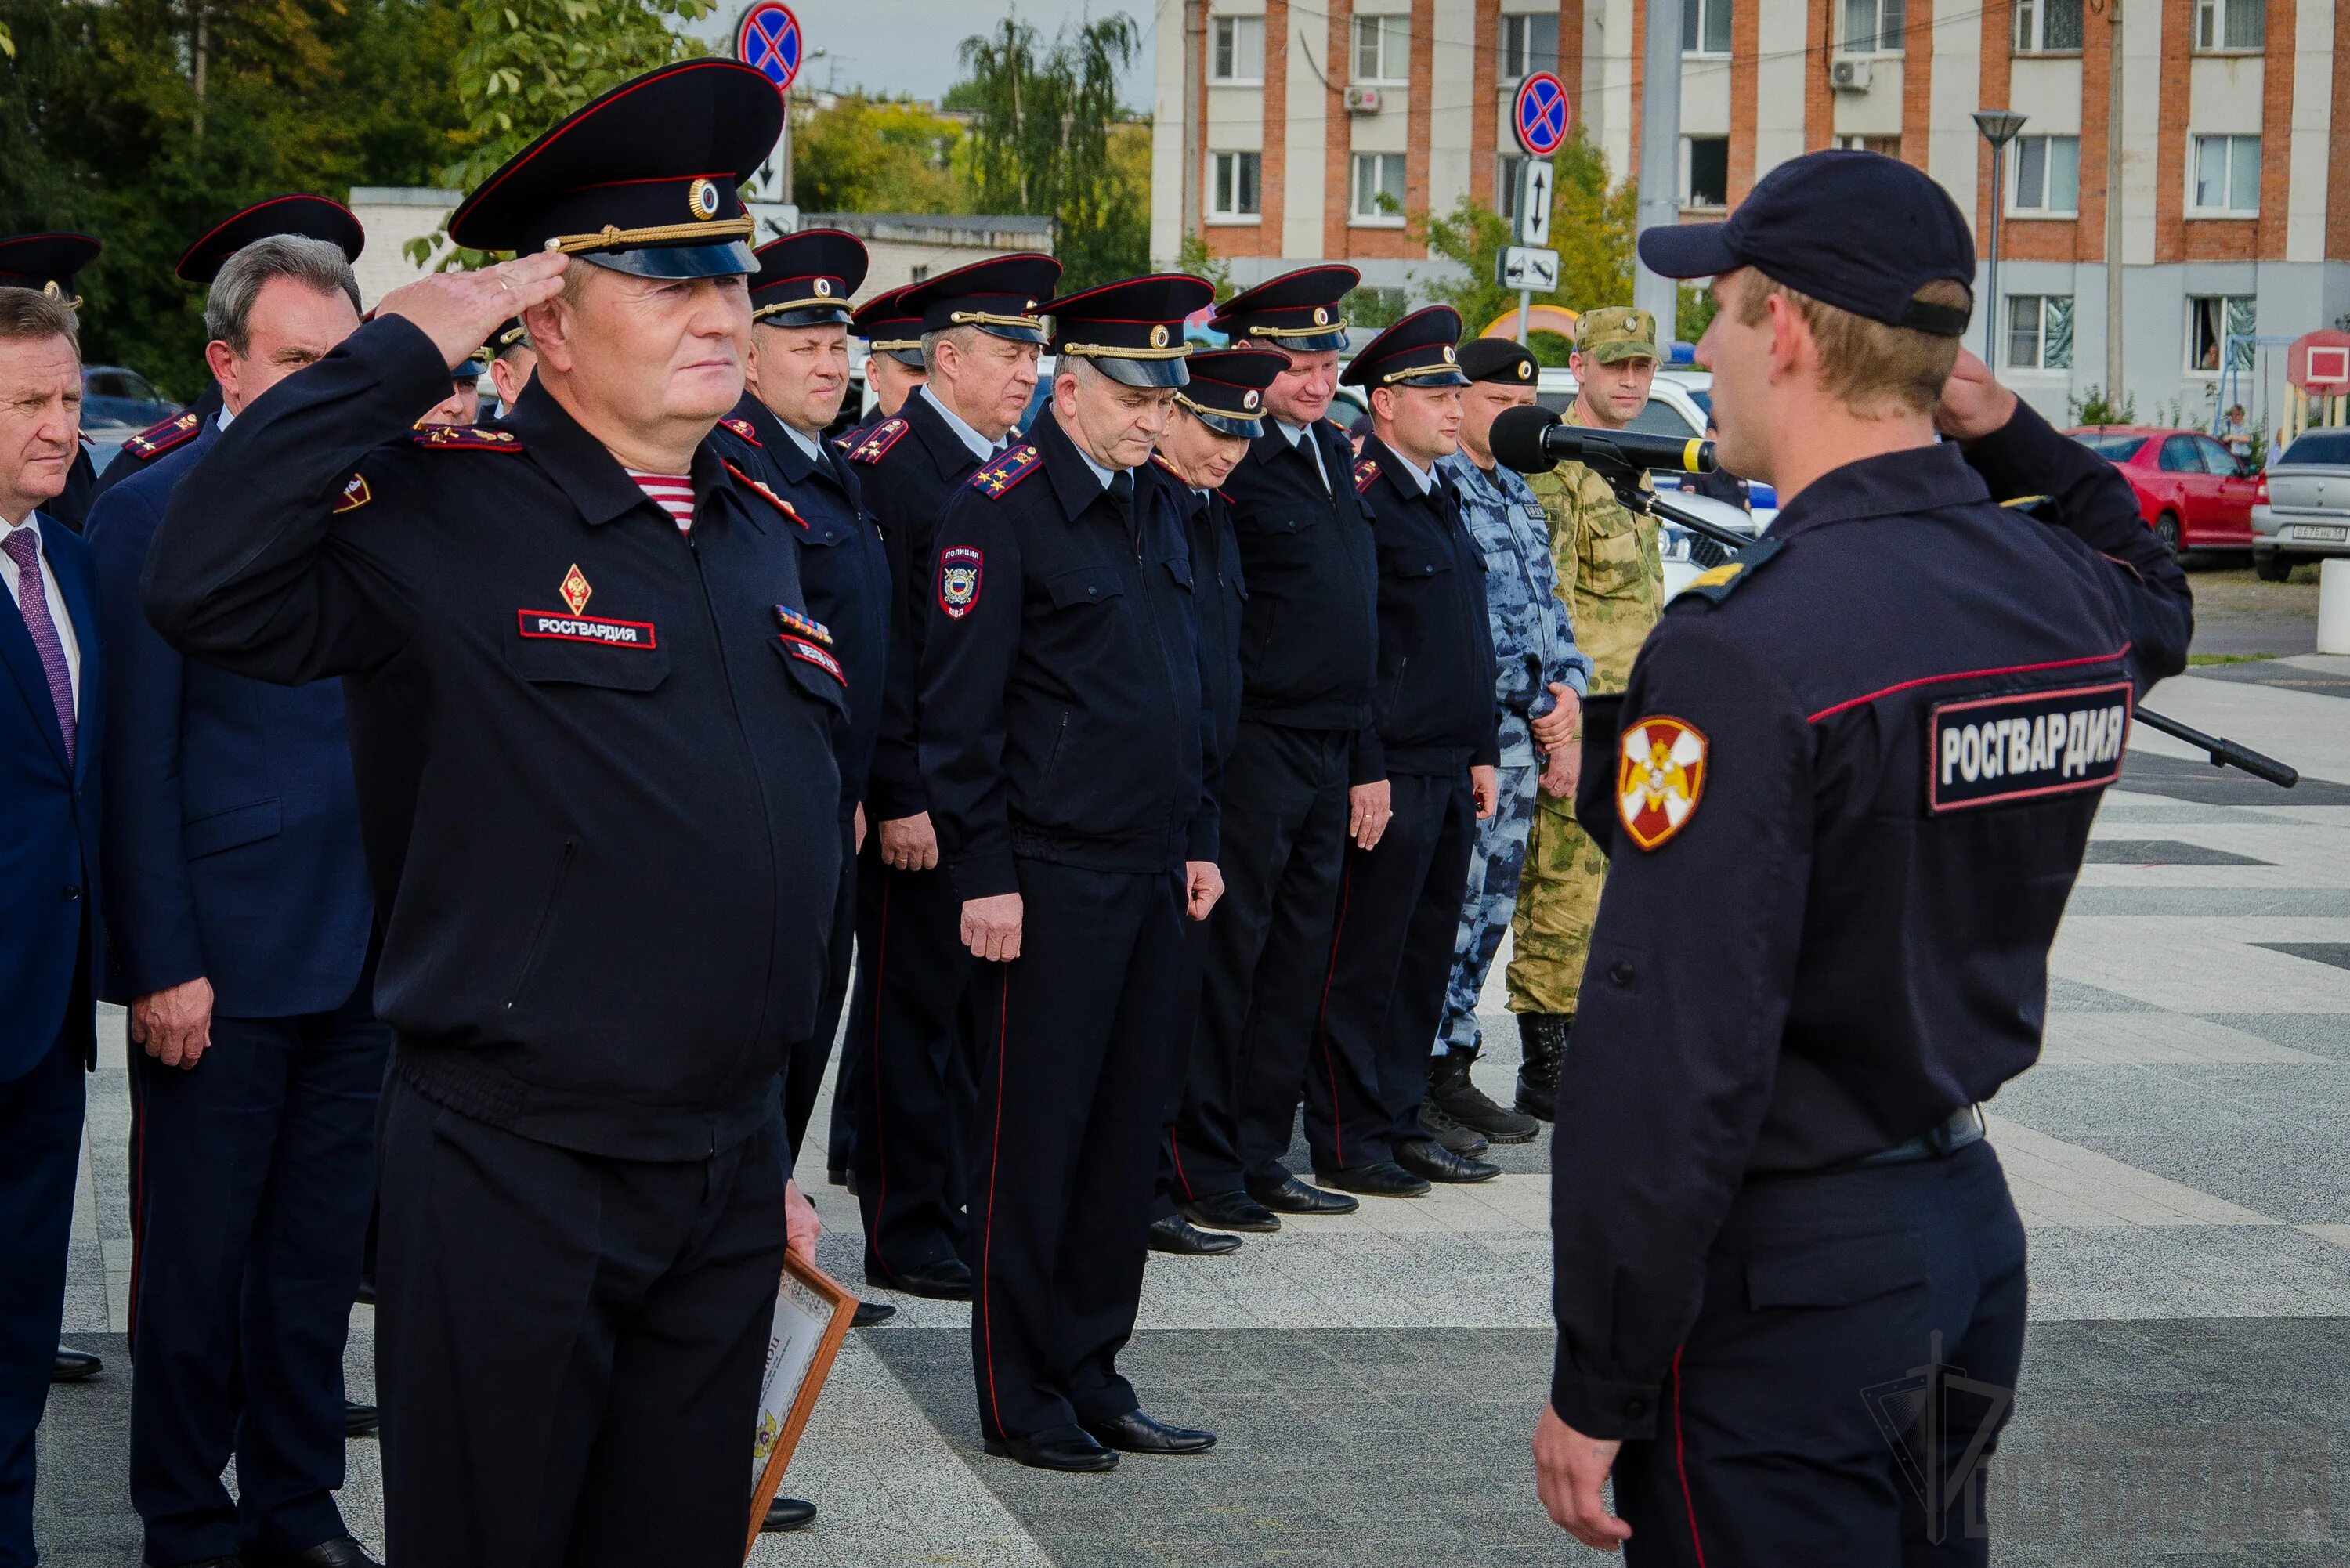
[{"x1": 31, "y1": 666, "x2": 2350, "y2": 1565}]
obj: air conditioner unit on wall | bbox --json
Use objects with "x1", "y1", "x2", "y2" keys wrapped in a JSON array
[
  {"x1": 1344, "y1": 85, "x2": 1383, "y2": 113},
  {"x1": 1830, "y1": 57, "x2": 1874, "y2": 92}
]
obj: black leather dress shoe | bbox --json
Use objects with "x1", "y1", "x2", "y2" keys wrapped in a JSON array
[
  {"x1": 983, "y1": 1426, "x2": 1119, "y2": 1472},
  {"x1": 1395, "y1": 1137, "x2": 1501, "y2": 1184},
  {"x1": 1246, "y1": 1170, "x2": 1361, "y2": 1215},
  {"x1": 851, "y1": 1299, "x2": 896, "y2": 1328},
  {"x1": 1083, "y1": 1408, "x2": 1217, "y2": 1455},
  {"x1": 1179, "y1": 1190, "x2": 1280, "y2": 1233},
  {"x1": 867, "y1": 1258, "x2": 974, "y2": 1300},
  {"x1": 1148, "y1": 1214, "x2": 1241, "y2": 1255},
  {"x1": 1312, "y1": 1161, "x2": 1430, "y2": 1198},
  {"x1": 51, "y1": 1346, "x2": 101, "y2": 1382},
  {"x1": 343, "y1": 1402, "x2": 380, "y2": 1438},
  {"x1": 762, "y1": 1496, "x2": 817, "y2": 1531},
  {"x1": 244, "y1": 1536, "x2": 382, "y2": 1568}
]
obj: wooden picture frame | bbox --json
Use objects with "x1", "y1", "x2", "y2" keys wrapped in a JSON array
[{"x1": 743, "y1": 1252, "x2": 856, "y2": 1559}]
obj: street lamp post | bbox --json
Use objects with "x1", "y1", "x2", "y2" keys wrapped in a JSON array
[{"x1": 1972, "y1": 110, "x2": 2029, "y2": 370}]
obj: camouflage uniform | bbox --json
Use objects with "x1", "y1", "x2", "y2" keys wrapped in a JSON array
[
  {"x1": 1434, "y1": 450, "x2": 1591, "y2": 1057},
  {"x1": 1506, "y1": 308, "x2": 1667, "y2": 1018}
]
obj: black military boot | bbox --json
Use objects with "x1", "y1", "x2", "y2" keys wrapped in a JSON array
[
  {"x1": 1427, "y1": 1046, "x2": 1539, "y2": 1145},
  {"x1": 1515, "y1": 1013, "x2": 1571, "y2": 1121}
]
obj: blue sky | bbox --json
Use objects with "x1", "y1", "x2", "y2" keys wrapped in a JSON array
[{"x1": 687, "y1": 1, "x2": 1162, "y2": 109}]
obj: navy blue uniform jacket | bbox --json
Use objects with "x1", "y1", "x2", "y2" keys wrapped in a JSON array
[
  {"x1": 140, "y1": 316, "x2": 844, "y2": 1161},
  {"x1": 0, "y1": 514, "x2": 103, "y2": 1078},
  {"x1": 1143, "y1": 456, "x2": 1246, "y2": 786},
  {"x1": 86, "y1": 418, "x2": 374, "y2": 1017},
  {"x1": 919, "y1": 412, "x2": 1215, "y2": 903},
  {"x1": 1546, "y1": 401, "x2": 2193, "y2": 1440},
  {"x1": 714, "y1": 396, "x2": 889, "y2": 821},
  {"x1": 1353, "y1": 436, "x2": 1501, "y2": 779}
]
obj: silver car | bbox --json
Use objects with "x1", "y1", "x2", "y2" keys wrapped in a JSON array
[{"x1": 2251, "y1": 428, "x2": 2350, "y2": 581}]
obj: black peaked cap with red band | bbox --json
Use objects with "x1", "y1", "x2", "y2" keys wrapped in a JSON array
[
  {"x1": 897, "y1": 253, "x2": 1063, "y2": 346},
  {"x1": 1046, "y1": 273, "x2": 1214, "y2": 389},
  {"x1": 1340, "y1": 305, "x2": 1470, "y2": 389},
  {"x1": 446, "y1": 60, "x2": 782, "y2": 280},
  {"x1": 1178, "y1": 348, "x2": 1287, "y2": 438},
  {"x1": 0, "y1": 233, "x2": 101, "y2": 298},
  {"x1": 175, "y1": 197, "x2": 363, "y2": 284},
  {"x1": 851, "y1": 285, "x2": 927, "y2": 365},
  {"x1": 1209, "y1": 264, "x2": 1360, "y2": 353},
  {"x1": 748, "y1": 229, "x2": 868, "y2": 328}
]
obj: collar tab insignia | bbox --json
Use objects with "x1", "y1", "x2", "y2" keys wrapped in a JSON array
[
  {"x1": 331, "y1": 474, "x2": 372, "y2": 515},
  {"x1": 719, "y1": 415, "x2": 761, "y2": 445},
  {"x1": 1352, "y1": 456, "x2": 1380, "y2": 494},
  {"x1": 1672, "y1": 536, "x2": 1784, "y2": 606}
]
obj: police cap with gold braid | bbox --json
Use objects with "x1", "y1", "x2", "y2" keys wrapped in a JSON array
[
  {"x1": 1340, "y1": 305, "x2": 1470, "y2": 389},
  {"x1": 446, "y1": 60, "x2": 780, "y2": 280},
  {"x1": 851, "y1": 285, "x2": 926, "y2": 367},
  {"x1": 1209, "y1": 264, "x2": 1359, "y2": 354},
  {"x1": 898, "y1": 253, "x2": 1063, "y2": 347},
  {"x1": 0, "y1": 234, "x2": 100, "y2": 305},
  {"x1": 747, "y1": 229, "x2": 867, "y2": 328},
  {"x1": 1046, "y1": 273, "x2": 1215, "y2": 389},
  {"x1": 1177, "y1": 348, "x2": 1287, "y2": 438},
  {"x1": 176, "y1": 196, "x2": 364, "y2": 285}
]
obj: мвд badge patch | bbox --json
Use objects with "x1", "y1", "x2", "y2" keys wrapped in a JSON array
[
  {"x1": 1618, "y1": 715, "x2": 1708, "y2": 851},
  {"x1": 938, "y1": 546, "x2": 983, "y2": 620}
]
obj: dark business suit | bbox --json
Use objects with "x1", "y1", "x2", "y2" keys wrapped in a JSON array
[
  {"x1": 88, "y1": 420, "x2": 385, "y2": 1567},
  {"x1": 0, "y1": 510, "x2": 103, "y2": 1568}
]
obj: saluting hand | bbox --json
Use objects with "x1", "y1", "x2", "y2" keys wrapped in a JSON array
[
  {"x1": 374, "y1": 252, "x2": 569, "y2": 372},
  {"x1": 961, "y1": 892, "x2": 1023, "y2": 963},
  {"x1": 1933, "y1": 349, "x2": 2020, "y2": 443}
]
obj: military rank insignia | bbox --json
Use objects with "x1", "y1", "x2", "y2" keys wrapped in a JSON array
[
  {"x1": 331, "y1": 474, "x2": 372, "y2": 515},
  {"x1": 721, "y1": 461, "x2": 805, "y2": 527},
  {"x1": 719, "y1": 415, "x2": 761, "y2": 444},
  {"x1": 1618, "y1": 715, "x2": 1708, "y2": 851},
  {"x1": 122, "y1": 410, "x2": 202, "y2": 461},
  {"x1": 410, "y1": 424, "x2": 524, "y2": 452},
  {"x1": 846, "y1": 417, "x2": 909, "y2": 464},
  {"x1": 938, "y1": 546, "x2": 984, "y2": 620},
  {"x1": 1352, "y1": 457, "x2": 1379, "y2": 494},
  {"x1": 773, "y1": 605, "x2": 832, "y2": 645},
  {"x1": 970, "y1": 444, "x2": 1040, "y2": 499}
]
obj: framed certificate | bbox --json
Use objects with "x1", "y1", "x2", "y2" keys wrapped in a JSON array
[{"x1": 743, "y1": 1252, "x2": 855, "y2": 1559}]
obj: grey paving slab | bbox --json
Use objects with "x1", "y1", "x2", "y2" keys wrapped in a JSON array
[
  {"x1": 2083, "y1": 839, "x2": 2275, "y2": 866},
  {"x1": 2047, "y1": 977, "x2": 2162, "y2": 1013},
  {"x1": 2024, "y1": 1224, "x2": 2350, "y2": 1317},
  {"x1": 2258, "y1": 942, "x2": 2350, "y2": 973},
  {"x1": 2198, "y1": 1013, "x2": 2350, "y2": 1064},
  {"x1": 2064, "y1": 888, "x2": 2350, "y2": 917},
  {"x1": 2117, "y1": 752, "x2": 2350, "y2": 807}
]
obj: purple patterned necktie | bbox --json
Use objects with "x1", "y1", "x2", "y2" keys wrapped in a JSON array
[{"x1": 3, "y1": 526, "x2": 76, "y2": 764}]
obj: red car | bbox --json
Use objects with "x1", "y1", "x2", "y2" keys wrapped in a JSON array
[{"x1": 2066, "y1": 426, "x2": 2261, "y2": 552}]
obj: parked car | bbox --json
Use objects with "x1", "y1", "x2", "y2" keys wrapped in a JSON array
[
  {"x1": 2065, "y1": 426, "x2": 2259, "y2": 553},
  {"x1": 2250, "y1": 427, "x2": 2350, "y2": 581},
  {"x1": 81, "y1": 364, "x2": 178, "y2": 432}
]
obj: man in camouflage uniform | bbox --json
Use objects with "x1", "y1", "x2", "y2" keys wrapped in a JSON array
[
  {"x1": 1426, "y1": 338, "x2": 1592, "y2": 1152},
  {"x1": 1507, "y1": 305, "x2": 1665, "y2": 1119}
]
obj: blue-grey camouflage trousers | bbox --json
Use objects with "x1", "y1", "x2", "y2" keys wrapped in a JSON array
[{"x1": 1436, "y1": 712, "x2": 1540, "y2": 1057}]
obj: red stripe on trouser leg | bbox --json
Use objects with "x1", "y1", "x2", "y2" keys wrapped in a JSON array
[
  {"x1": 1170, "y1": 1131, "x2": 1194, "y2": 1201},
  {"x1": 1672, "y1": 1346, "x2": 1709, "y2": 1567},
  {"x1": 1313, "y1": 862, "x2": 1354, "y2": 1169},
  {"x1": 979, "y1": 967, "x2": 1010, "y2": 1437}
]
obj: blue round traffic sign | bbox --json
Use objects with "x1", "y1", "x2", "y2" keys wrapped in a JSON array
[
  {"x1": 736, "y1": 2, "x2": 803, "y2": 93},
  {"x1": 1513, "y1": 72, "x2": 1571, "y2": 157}
]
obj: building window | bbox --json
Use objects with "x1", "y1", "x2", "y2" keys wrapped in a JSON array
[
  {"x1": 1209, "y1": 150, "x2": 1262, "y2": 218},
  {"x1": 1682, "y1": 0, "x2": 1732, "y2": 55},
  {"x1": 1839, "y1": 0, "x2": 1906, "y2": 53},
  {"x1": 1353, "y1": 13, "x2": 1409, "y2": 83},
  {"x1": 1501, "y1": 12, "x2": 1559, "y2": 80},
  {"x1": 2005, "y1": 295, "x2": 2073, "y2": 370},
  {"x1": 1834, "y1": 134, "x2": 1903, "y2": 157},
  {"x1": 2192, "y1": 0, "x2": 2262, "y2": 52},
  {"x1": 1351, "y1": 151, "x2": 1408, "y2": 222},
  {"x1": 1210, "y1": 14, "x2": 1265, "y2": 82},
  {"x1": 1499, "y1": 153, "x2": 1526, "y2": 219},
  {"x1": 2188, "y1": 134, "x2": 2260, "y2": 215},
  {"x1": 2008, "y1": 134, "x2": 2080, "y2": 215},
  {"x1": 2186, "y1": 294, "x2": 2255, "y2": 373},
  {"x1": 1681, "y1": 136, "x2": 1730, "y2": 208},
  {"x1": 2012, "y1": 0, "x2": 2081, "y2": 53}
]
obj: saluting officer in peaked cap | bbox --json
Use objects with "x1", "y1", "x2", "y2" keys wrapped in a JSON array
[
  {"x1": 1208, "y1": 263, "x2": 1360, "y2": 352},
  {"x1": 140, "y1": 57, "x2": 847, "y2": 1568}
]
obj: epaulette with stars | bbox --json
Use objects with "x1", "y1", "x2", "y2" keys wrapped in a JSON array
[
  {"x1": 970, "y1": 443, "x2": 1041, "y2": 500},
  {"x1": 121, "y1": 410, "x2": 203, "y2": 461},
  {"x1": 1148, "y1": 453, "x2": 1183, "y2": 480},
  {"x1": 408, "y1": 424, "x2": 524, "y2": 453},
  {"x1": 723, "y1": 460, "x2": 807, "y2": 527},
  {"x1": 1351, "y1": 457, "x2": 1380, "y2": 495},
  {"x1": 845, "y1": 417, "x2": 909, "y2": 464},
  {"x1": 718, "y1": 415, "x2": 761, "y2": 445}
]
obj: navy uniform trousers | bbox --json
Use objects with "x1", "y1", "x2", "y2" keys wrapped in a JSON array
[
  {"x1": 1611, "y1": 1140, "x2": 2026, "y2": 1566},
  {"x1": 375, "y1": 1077, "x2": 789, "y2": 1568},
  {"x1": 1169, "y1": 721, "x2": 1352, "y2": 1198},
  {"x1": 0, "y1": 975, "x2": 86, "y2": 1568},
  {"x1": 845, "y1": 848, "x2": 979, "y2": 1278},
  {"x1": 1307, "y1": 769, "x2": 1477, "y2": 1171},
  {"x1": 127, "y1": 977, "x2": 387, "y2": 1565},
  {"x1": 783, "y1": 813, "x2": 858, "y2": 1165},
  {"x1": 970, "y1": 860, "x2": 1184, "y2": 1443}
]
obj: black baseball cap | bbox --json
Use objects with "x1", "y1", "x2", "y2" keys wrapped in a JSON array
[
  {"x1": 1636, "y1": 150, "x2": 1975, "y2": 337},
  {"x1": 1456, "y1": 337, "x2": 1538, "y2": 386}
]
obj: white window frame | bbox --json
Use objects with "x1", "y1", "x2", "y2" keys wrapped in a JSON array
[
  {"x1": 1838, "y1": 0, "x2": 1906, "y2": 55},
  {"x1": 1499, "y1": 12, "x2": 1559, "y2": 81},
  {"x1": 1680, "y1": 135, "x2": 1730, "y2": 209},
  {"x1": 1209, "y1": 14, "x2": 1265, "y2": 84},
  {"x1": 2006, "y1": 134, "x2": 2081, "y2": 217},
  {"x1": 2186, "y1": 133, "x2": 2260, "y2": 217},
  {"x1": 2185, "y1": 294, "x2": 2256, "y2": 375},
  {"x1": 2005, "y1": 294, "x2": 2073, "y2": 372},
  {"x1": 1682, "y1": 0, "x2": 1732, "y2": 56},
  {"x1": 2191, "y1": 0, "x2": 2262, "y2": 53},
  {"x1": 2012, "y1": 0, "x2": 2082, "y2": 54},
  {"x1": 1352, "y1": 12, "x2": 1410, "y2": 85},
  {"x1": 1350, "y1": 151, "x2": 1408, "y2": 225},
  {"x1": 1208, "y1": 150, "x2": 1262, "y2": 220}
]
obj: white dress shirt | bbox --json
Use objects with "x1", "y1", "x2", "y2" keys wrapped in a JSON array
[
  {"x1": 916, "y1": 384, "x2": 1003, "y2": 463},
  {"x1": 0, "y1": 511, "x2": 82, "y2": 710},
  {"x1": 1274, "y1": 417, "x2": 1330, "y2": 491}
]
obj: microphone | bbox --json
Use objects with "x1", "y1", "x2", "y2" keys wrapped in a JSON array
[{"x1": 1488, "y1": 405, "x2": 1716, "y2": 477}]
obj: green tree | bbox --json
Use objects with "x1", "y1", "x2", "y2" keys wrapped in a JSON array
[
  {"x1": 953, "y1": 13, "x2": 1148, "y2": 292},
  {"x1": 1176, "y1": 233, "x2": 1234, "y2": 302},
  {"x1": 794, "y1": 94, "x2": 968, "y2": 215}
]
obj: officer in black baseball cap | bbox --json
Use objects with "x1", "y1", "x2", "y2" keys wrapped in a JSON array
[{"x1": 1528, "y1": 148, "x2": 2194, "y2": 1564}]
